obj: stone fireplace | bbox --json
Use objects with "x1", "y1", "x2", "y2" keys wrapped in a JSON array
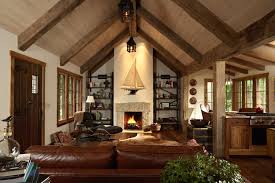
[{"x1": 116, "y1": 102, "x2": 150, "y2": 130}]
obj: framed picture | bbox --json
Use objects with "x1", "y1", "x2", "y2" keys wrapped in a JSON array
[{"x1": 160, "y1": 102, "x2": 170, "y2": 109}]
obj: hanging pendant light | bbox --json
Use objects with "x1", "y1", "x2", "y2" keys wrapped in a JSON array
[
  {"x1": 118, "y1": 0, "x2": 133, "y2": 23},
  {"x1": 127, "y1": 37, "x2": 136, "y2": 52}
]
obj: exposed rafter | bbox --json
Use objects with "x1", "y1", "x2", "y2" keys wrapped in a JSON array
[
  {"x1": 186, "y1": 9, "x2": 275, "y2": 74},
  {"x1": 171, "y1": 0, "x2": 239, "y2": 48},
  {"x1": 225, "y1": 64, "x2": 248, "y2": 74},
  {"x1": 243, "y1": 53, "x2": 275, "y2": 64},
  {"x1": 154, "y1": 49, "x2": 180, "y2": 75},
  {"x1": 137, "y1": 6, "x2": 202, "y2": 62},
  {"x1": 208, "y1": 67, "x2": 235, "y2": 76},
  {"x1": 137, "y1": 28, "x2": 186, "y2": 75},
  {"x1": 80, "y1": 29, "x2": 128, "y2": 73},
  {"x1": 228, "y1": 57, "x2": 265, "y2": 71},
  {"x1": 265, "y1": 43, "x2": 275, "y2": 49},
  {"x1": 60, "y1": 14, "x2": 119, "y2": 66},
  {"x1": 128, "y1": 0, "x2": 137, "y2": 37},
  {"x1": 89, "y1": 49, "x2": 114, "y2": 75},
  {"x1": 18, "y1": 0, "x2": 85, "y2": 51}
]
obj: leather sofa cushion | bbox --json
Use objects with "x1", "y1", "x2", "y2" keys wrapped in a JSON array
[
  {"x1": 26, "y1": 144, "x2": 115, "y2": 169},
  {"x1": 116, "y1": 136, "x2": 203, "y2": 169}
]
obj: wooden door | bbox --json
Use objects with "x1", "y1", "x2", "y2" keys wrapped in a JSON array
[{"x1": 13, "y1": 60, "x2": 42, "y2": 152}]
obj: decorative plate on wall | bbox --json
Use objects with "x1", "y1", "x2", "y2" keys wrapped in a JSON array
[
  {"x1": 189, "y1": 79, "x2": 197, "y2": 86},
  {"x1": 189, "y1": 88, "x2": 197, "y2": 95},
  {"x1": 189, "y1": 97, "x2": 197, "y2": 104}
]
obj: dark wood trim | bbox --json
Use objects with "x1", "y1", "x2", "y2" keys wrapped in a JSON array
[
  {"x1": 18, "y1": 0, "x2": 85, "y2": 51},
  {"x1": 171, "y1": 0, "x2": 239, "y2": 48},
  {"x1": 229, "y1": 57, "x2": 265, "y2": 71},
  {"x1": 57, "y1": 68, "x2": 82, "y2": 79},
  {"x1": 10, "y1": 51, "x2": 46, "y2": 145},
  {"x1": 60, "y1": 14, "x2": 119, "y2": 66},
  {"x1": 80, "y1": 29, "x2": 128, "y2": 74},
  {"x1": 137, "y1": 7, "x2": 202, "y2": 61},
  {"x1": 208, "y1": 67, "x2": 236, "y2": 76},
  {"x1": 138, "y1": 28, "x2": 186, "y2": 75}
]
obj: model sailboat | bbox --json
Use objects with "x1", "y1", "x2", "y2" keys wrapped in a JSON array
[{"x1": 121, "y1": 59, "x2": 145, "y2": 95}]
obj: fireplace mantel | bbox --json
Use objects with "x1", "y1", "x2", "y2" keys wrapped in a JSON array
[{"x1": 116, "y1": 102, "x2": 150, "y2": 130}]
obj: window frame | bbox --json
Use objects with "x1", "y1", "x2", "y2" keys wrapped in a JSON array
[
  {"x1": 57, "y1": 68, "x2": 83, "y2": 127},
  {"x1": 204, "y1": 79, "x2": 214, "y2": 110},
  {"x1": 232, "y1": 73, "x2": 269, "y2": 112}
]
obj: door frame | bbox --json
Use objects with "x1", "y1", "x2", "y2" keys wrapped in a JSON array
[{"x1": 10, "y1": 50, "x2": 46, "y2": 145}]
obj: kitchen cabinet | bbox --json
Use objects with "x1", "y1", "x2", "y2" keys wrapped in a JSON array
[
  {"x1": 267, "y1": 128, "x2": 275, "y2": 157},
  {"x1": 224, "y1": 117, "x2": 250, "y2": 158}
]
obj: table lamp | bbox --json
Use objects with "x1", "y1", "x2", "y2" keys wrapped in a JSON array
[{"x1": 86, "y1": 96, "x2": 95, "y2": 112}]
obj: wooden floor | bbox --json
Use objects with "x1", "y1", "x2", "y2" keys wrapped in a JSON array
[{"x1": 229, "y1": 157, "x2": 273, "y2": 183}]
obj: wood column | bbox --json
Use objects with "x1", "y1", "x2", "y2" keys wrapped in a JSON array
[
  {"x1": 213, "y1": 61, "x2": 226, "y2": 157},
  {"x1": 181, "y1": 76, "x2": 188, "y2": 140}
]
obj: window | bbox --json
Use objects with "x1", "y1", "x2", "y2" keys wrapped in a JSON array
[
  {"x1": 225, "y1": 81, "x2": 233, "y2": 112},
  {"x1": 233, "y1": 73, "x2": 269, "y2": 112},
  {"x1": 57, "y1": 68, "x2": 82, "y2": 126},
  {"x1": 204, "y1": 79, "x2": 213, "y2": 110}
]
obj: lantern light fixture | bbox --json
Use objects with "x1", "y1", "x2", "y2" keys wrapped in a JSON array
[
  {"x1": 118, "y1": 0, "x2": 133, "y2": 23},
  {"x1": 127, "y1": 37, "x2": 136, "y2": 53}
]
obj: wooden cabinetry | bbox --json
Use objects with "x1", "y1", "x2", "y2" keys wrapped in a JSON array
[
  {"x1": 224, "y1": 118, "x2": 250, "y2": 158},
  {"x1": 188, "y1": 126, "x2": 213, "y2": 153},
  {"x1": 267, "y1": 128, "x2": 275, "y2": 158}
]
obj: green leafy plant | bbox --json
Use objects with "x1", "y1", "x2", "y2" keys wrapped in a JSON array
[{"x1": 161, "y1": 153, "x2": 244, "y2": 183}]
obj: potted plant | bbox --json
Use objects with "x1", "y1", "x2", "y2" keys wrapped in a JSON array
[{"x1": 161, "y1": 153, "x2": 244, "y2": 183}]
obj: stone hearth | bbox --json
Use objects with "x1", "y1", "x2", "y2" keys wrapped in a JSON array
[{"x1": 116, "y1": 102, "x2": 150, "y2": 130}]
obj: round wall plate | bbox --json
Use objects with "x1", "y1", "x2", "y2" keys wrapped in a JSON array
[
  {"x1": 189, "y1": 79, "x2": 197, "y2": 86},
  {"x1": 189, "y1": 97, "x2": 197, "y2": 104},
  {"x1": 189, "y1": 88, "x2": 197, "y2": 95}
]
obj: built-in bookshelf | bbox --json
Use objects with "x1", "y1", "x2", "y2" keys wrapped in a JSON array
[
  {"x1": 86, "y1": 72, "x2": 114, "y2": 125},
  {"x1": 153, "y1": 74, "x2": 181, "y2": 129}
]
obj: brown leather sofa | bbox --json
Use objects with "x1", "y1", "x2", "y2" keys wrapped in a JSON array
[{"x1": 26, "y1": 139, "x2": 203, "y2": 183}]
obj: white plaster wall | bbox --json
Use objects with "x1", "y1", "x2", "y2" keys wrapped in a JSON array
[
  {"x1": 114, "y1": 37, "x2": 153, "y2": 125},
  {"x1": 0, "y1": 28, "x2": 82, "y2": 144}
]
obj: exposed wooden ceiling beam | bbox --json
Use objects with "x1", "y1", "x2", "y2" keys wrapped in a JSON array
[
  {"x1": 243, "y1": 53, "x2": 275, "y2": 64},
  {"x1": 137, "y1": 28, "x2": 187, "y2": 75},
  {"x1": 265, "y1": 43, "x2": 275, "y2": 49},
  {"x1": 89, "y1": 49, "x2": 114, "y2": 75},
  {"x1": 137, "y1": 7, "x2": 202, "y2": 62},
  {"x1": 80, "y1": 29, "x2": 128, "y2": 74},
  {"x1": 171, "y1": 0, "x2": 239, "y2": 48},
  {"x1": 228, "y1": 57, "x2": 265, "y2": 71},
  {"x1": 185, "y1": 9, "x2": 275, "y2": 74},
  {"x1": 18, "y1": 0, "x2": 85, "y2": 51},
  {"x1": 153, "y1": 49, "x2": 180, "y2": 75},
  {"x1": 60, "y1": 14, "x2": 119, "y2": 66},
  {"x1": 208, "y1": 67, "x2": 235, "y2": 76},
  {"x1": 225, "y1": 64, "x2": 248, "y2": 74},
  {"x1": 129, "y1": 0, "x2": 137, "y2": 37}
]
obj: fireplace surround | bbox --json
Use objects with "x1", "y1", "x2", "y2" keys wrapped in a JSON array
[{"x1": 116, "y1": 102, "x2": 150, "y2": 130}]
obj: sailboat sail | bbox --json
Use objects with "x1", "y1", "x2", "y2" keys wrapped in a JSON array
[{"x1": 122, "y1": 59, "x2": 145, "y2": 90}]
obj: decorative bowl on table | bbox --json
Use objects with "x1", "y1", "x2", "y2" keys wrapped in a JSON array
[{"x1": 190, "y1": 119, "x2": 209, "y2": 128}]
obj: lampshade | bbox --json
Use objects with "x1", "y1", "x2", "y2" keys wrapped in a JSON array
[
  {"x1": 86, "y1": 96, "x2": 95, "y2": 103},
  {"x1": 127, "y1": 37, "x2": 136, "y2": 53}
]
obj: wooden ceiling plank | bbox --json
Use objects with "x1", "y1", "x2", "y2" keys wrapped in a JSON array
[
  {"x1": 225, "y1": 64, "x2": 248, "y2": 74},
  {"x1": 60, "y1": 14, "x2": 119, "y2": 66},
  {"x1": 186, "y1": 9, "x2": 275, "y2": 74},
  {"x1": 80, "y1": 29, "x2": 128, "y2": 74},
  {"x1": 18, "y1": 0, "x2": 85, "y2": 51},
  {"x1": 89, "y1": 49, "x2": 114, "y2": 75},
  {"x1": 129, "y1": 0, "x2": 137, "y2": 37},
  {"x1": 171, "y1": 0, "x2": 239, "y2": 48},
  {"x1": 208, "y1": 66, "x2": 235, "y2": 76},
  {"x1": 137, "y1": 7, "x2": 202, "y2": 62},
  {"x1": 229, "y1": 57, "x2": 265, "y2": 71},
  {"x1": 153, "y1": 49, "x2": 180, "y2": 75},
  {"x1": 137, "y1": 28, "x2": 187, "y2": 75}
]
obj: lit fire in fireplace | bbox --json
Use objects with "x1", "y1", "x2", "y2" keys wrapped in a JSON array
[
  {"x1": 127, "y1": 115, "x2": 137, "y2": 127},
  {"x1": 124, "y1": 112, "x2": 142, "y2": 130}
]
